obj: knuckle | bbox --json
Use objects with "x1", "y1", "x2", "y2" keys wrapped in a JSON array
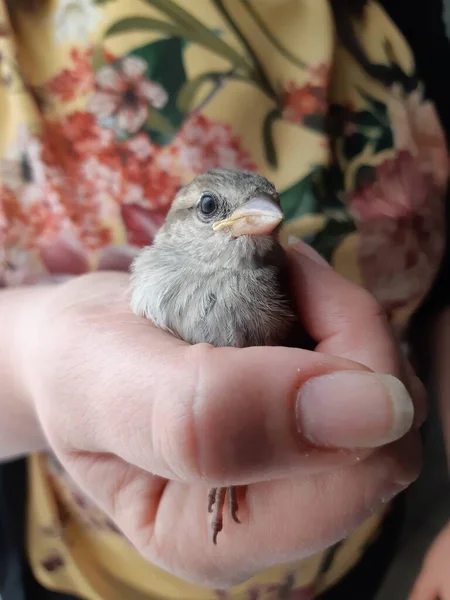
[
  {"x1": 153, "y1": 343, "x2": 218, "y2": 481},
  {"x1": 354, "y1": 288, "x2": 385, "y2": 321}
]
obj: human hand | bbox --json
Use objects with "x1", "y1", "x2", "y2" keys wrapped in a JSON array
[
  {"x1": 21, "y1": 244, "x2": 425, "y2": 587},
  {"x1": 410, "y1": 521, "x2": 450, "y2": 600}
]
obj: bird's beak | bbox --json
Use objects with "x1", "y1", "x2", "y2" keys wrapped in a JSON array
[{"x1": 212, "y1": 194, "x2": 284, "y2": 237}]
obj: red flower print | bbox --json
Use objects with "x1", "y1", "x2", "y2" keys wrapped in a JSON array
[
  {"x1": 87, "y1": 56, "x2": 168, "y2": 134},
  {"x1": 46, "y1": 47, "x2": 96, "y2": 102},
  {"x1": 349, "y1": 151, "x2": 446, "y2": 312},
  {"x1": 40, "y1": 110, "x2": 180, "y2": 251},
  {"x1": 308, "y1": 63, "x2": 330, "y2": 88},
  {"x1": 161, "y1": 114, "x2": 256, "y2": 176},
  {"x1": 1, "y1": 103, "x2": 257, "y2": 285},
  {"x1": 41, "y1": 111, "x2": 115, "y2": 168},
  {"x1": 281, "y1": 79, "x2": 327, "y2": 125}
]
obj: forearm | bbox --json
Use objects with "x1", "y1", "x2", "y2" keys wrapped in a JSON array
[{"x1": 0, "y1": 285, "x2": 54, "y2": 460}]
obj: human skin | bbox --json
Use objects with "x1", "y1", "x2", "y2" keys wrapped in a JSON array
[{"x1": 0, "y1": 244, "x2": 424, "y2": 588}]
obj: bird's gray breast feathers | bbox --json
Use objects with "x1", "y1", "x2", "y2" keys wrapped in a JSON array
[{"x1": 131, "y1": 246, "x2": 294, "y2": 348}]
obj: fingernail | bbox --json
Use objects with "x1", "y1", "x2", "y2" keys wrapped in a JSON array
[
  {"x1": 410, "y1": 375, "x2": 428, "y2": 429},
  {"x1": 377, "y1": 481, "x2": 409, "y2": 505},
  {"x1": 290, "y1": 243, "x2": 331, "y2": 268},
  {"x1": 297, "y1": 371, "x2": 415, "y2": 449}
]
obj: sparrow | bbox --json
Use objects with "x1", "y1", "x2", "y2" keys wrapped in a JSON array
[{"x1": 130, "y1": 168, "x2": 300, "y2": 544}]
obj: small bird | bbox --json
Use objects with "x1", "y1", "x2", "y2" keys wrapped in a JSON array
[{"x1": 130, "y1": 168, "x2": 300, "y2": 543}]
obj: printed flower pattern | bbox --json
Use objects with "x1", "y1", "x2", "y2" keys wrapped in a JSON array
[
  {"x1": 161, "y1": 114, "x2": 257, "y2": 175},
  {"x1": 1, "y1": 2, "x2": 448, "y2": 597},
  {"x1": 47, "y1": 48, "x2": 97, "y2": 102},
  {"x1": 281, "y1": 65, "x2": 329, "y2": 125},
  {"x1": 1, "y1": 105, "x2": 256, "y2": 284},
  {"x1": 53, "y1": 0, "x2": 101, "y2": 44},
  {"x1": 350, "y1": 151, "x2": 446, "y2": 312},
  {"x1": 44, "y1": 453, "x2": 125, "y2": 537},
  {"x1": 88, "y1": 56, "x2": 168, "y2": 134},
  {"x1": 0, "y1": 124, "x2": 45, "y2": 194},
  {"x1": 387, "y1": 85, "x2": 449, "y2": 188}
]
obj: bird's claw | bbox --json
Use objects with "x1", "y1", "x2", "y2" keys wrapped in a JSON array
[
  {"x1": 208, "y1": 486, "x2": 240, "y2": 544},
  {"x1": 229, "y1": 486, "x2": 240, "y2": 523}
]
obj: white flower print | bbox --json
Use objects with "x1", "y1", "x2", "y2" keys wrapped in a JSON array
[
  {"x1": 87, "y1": 56, "x2": 168, "y2": 134},
  {"x1": 53, "y1": 0, "x2": 102, "y2": 45}
]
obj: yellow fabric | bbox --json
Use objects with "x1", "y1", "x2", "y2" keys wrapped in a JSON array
[
  {"x1": 28, "y1": 454, "x2": 385, "y2": 598},
  {"x1": 0, "y1": 0, "x2": 447, "y2": 598}
]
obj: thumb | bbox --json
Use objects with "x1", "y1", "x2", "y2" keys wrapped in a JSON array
[{"x1": 70, "y1": 333, "x2": 415, "y2": 485}]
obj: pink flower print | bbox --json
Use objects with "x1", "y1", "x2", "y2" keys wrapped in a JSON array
[
  {"x1": 121, "y1": 203, "x2": 167, "y2": 247},
  {"x1": 350, "y1": 151, "x2": 430, "y2": 220},
  {"x1": 387, "y1": 85, "x2": 449, "y2": 190},
  {"x1": 87, "y1": 56, "x2": 168, "y2": 134},
  {"x1": 162, "y1": 114, "x2": 256, "y2": 176},
  {"x1": 39, "y1": 227, "x2": 90, "y2": 275},
  {"x1": 349, "y1": 151, "x2": 446, "y2": 312},
  {"x1": 39, "y1": 225, "x2": 138, "y2": 276},
  {"x1": 97, "y1": 245, "x2": 139, "y2": 271},
  {"x1": 125, "y1": 134, "x2": 155, "y2": 160}
]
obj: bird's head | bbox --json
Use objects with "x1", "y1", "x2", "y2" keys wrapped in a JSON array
[{"x1": 156, "y1": 168, "x2": 284, "y2": 267}]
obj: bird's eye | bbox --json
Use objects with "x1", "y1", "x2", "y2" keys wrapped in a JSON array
[{"x1": 198, "y1": 193, "x2": 218, "y2": 218}]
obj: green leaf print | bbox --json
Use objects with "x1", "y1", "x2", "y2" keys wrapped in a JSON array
[
  {"x1": 372, "y1": 128, "x2": 394, "y2": 153},
  {"x1": 309, "y1": 217, "x2": 357, "y2": 263},
  {"x1": 262, "y1": 109, "x2": 281, "y2": 168},
  {"x1": 351, "y1": 96, "x2": 394, "y2": 155},
  {"x1": 322, "y1": 163, "x2": 345, "y2": 200},
  {"x1": 354, "y1": 164, "x2": 377, "y2": 189},
  {"x1": 130, "y1": 37, "x2": 187, "y2": 144},
  {"x1": 362, "y1": 94, "x2": 389, "y2": 123},
  {"x1": 105, "y1": 17, "x2": 181, "y2": 38},
  {"x1": 280, "y1": 164, "x2": 347, "y2": 224},
  {"x1": 240, "y1": 0, "x2": 307, "y2": 70},
  {"x1": 302, "y1": 113, "x2": 327, "y2": 134},
  {"x1": 343, "y1": 132, "x2": 367, "y2": 161},
  {"x1": 176, "y1": 71, "x2": 223, "y2": 113},
  {"x1": 352, "y1": 109, "x2": 381, "y2": 129},
  {"x1": 279, "y1": 168, "x2": 322, "y2": 222},
  {"x1": 140, "y1": 0, "x2": 252, "y2": 72}
]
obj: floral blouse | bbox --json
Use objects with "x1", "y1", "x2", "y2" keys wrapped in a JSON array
[{"x1": 0, "y1": 0, "x2": 448, "y2": 599}]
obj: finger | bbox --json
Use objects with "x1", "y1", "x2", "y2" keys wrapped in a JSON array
[
  {"x1": 288, "y1": 244, "x2": 426, "y2": 420},
  {"x1": 126, "y1": 433, "x2": 419, "y2": 588},
  {"x1": 63, "y1": 433, "x2": 420, "y2": 589},
  {"x1": 409, "y1": 573, "x2": 437, "y2": 600},
  {"x1": 288, "y1": 244, "x2": 401, "y2": 373},
  {"x1": 54, "y1": 322, "x2": 415, "y2": 484}
]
